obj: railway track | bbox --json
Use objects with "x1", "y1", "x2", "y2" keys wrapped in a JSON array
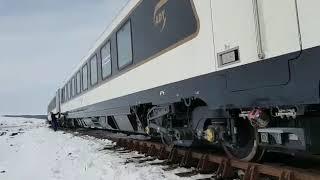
[{"x1": 64, "y1": 128, "x2": 320, "y2": 180}]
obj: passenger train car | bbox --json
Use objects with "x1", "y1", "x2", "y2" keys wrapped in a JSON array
[{"x1": 48, "y1": 0, "x2": 320, "y2": 161}]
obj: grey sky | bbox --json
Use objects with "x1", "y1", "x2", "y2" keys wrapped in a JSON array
[{"x1": 0, "y1": 0, "x2": 129, "y2": 115}]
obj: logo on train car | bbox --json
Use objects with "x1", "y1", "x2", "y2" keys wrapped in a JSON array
[{"x1": 153, "y1": 0, "x2": 168, "y2": 32}]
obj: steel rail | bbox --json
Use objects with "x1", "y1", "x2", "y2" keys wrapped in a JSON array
[
  {"x1": 113, "y1": 138, "x2": 320, "y2": 180},
  {"x1": 67, "y1": 128, "x2": 320, "y2": 180}
]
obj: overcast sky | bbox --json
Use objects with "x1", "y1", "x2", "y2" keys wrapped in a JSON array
[{"x1": 0, "y1": 0, "x2": 129, "y2": 115}]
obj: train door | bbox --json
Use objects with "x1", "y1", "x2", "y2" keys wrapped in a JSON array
[
  {"x1": 210, "y1": 0, "x2": 258, "y2": 70},
  {"x1": 291, "y1": 1, "x2": 320, "y2": 50},
  {"x1": 256, "y1": 0, "x2": 301, "y2": 59},
  {"x1": 210, "y1": 0, "x2": 301, "y2": 91}
]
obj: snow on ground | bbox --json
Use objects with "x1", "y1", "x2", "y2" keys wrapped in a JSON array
[{"x1": 0, "y1": 116, "x2": 211, "y2": 180}]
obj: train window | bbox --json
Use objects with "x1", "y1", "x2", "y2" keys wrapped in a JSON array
[
  {"x1": 66, "y1": 83, "x2": 68, "y2": 100},
  {"x1": 82, "y1": 65, "x2": 88, "y2": 91},
  {"x1": 65, "y1": 86, "x2": 68, "y2": 100},
  {"x1": 101, "y1": 41, "x2": 112, "y2": 79},
  {"x1": 64, "y1": 86, "x2": 67, "y2": 101},
  {"x1": 66, "y1": 84, "x2": 69, "y2": 100},
  {"x1": 61, "y1": 87, "x2": 65, "y2": 103},
  {"x1": 68, "y1": 82, "x2": 71, "y2": 99},
  {"x1": 90, "y1": 55, "x2": 98, "y2": 85},
  {"x1": 72, "y1": 77, "x2": 76, "y2": 97},
  {"x1": 64, "y1": 86, "x2": 68, "y2": 101},
  {"x1": 76, "y1": 71, "x2": 81, "y2": 94},
  {"x1": 62, "y1": 87, "x2": 65, "y2": 102},
  {"x1": 60, "y1": 88, "x2": 63, "y2": 103},
  {"x1": 116, "y1": 21, "x2": 133, "y2": 69},
  {"x1": 70, "y1": 80, "x2": 73, "y2": 97}
]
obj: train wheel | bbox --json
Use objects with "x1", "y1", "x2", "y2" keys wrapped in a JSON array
[{"x1": 222, "y1": 118, "x2": 265, "y2": 162}]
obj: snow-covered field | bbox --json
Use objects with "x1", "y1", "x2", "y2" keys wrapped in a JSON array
[{"x1": 0, "y1": 116, "x2": 211, "y2": 180}]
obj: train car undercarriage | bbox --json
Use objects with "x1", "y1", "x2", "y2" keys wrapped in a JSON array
[{"x1": 58, "y1": 97, "x2": 320, "y2": 162}]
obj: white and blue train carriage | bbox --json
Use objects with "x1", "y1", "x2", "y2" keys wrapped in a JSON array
[{"x1": 48, "y1": 0, "x2": 320, "y2": 161}]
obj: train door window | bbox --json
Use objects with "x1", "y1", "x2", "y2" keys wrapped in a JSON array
[
  {"x1": 76, "y1": 71, "x2": 81, "y2": 94},
  {"x1": 90, "y1": 55, "x2": 98, "y2": 85},
  {"x1": 82, "y1": 65, "x2": 88, "y2": 91},
  {"x1": 116, "y1": 20, "x2": 133, "y2": 69},
  {"x1": 101, "y1": 41, "x2": 112, "y2": 79}
]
